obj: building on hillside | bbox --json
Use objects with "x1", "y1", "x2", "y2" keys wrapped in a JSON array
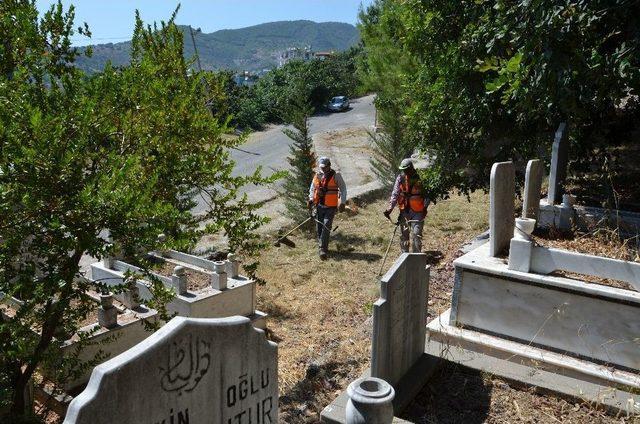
[
  {"x1": 233, "y1": 71, "x2": 259, "y2": 87},
  {"x1": 314, "y1": 51, "x2": 335, "y2": 60},
  {"x1": 278, "y1": 46, "x2": 314, "y2": 67}
]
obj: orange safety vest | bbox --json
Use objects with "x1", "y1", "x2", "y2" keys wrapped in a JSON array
[
  {"x1": 398, "y1": 175, "x2": 425, "y2": 213},
  {"x1": 313, "y1": 170, "x2": 339, "y2": 207}
]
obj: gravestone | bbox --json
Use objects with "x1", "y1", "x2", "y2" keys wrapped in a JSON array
[
  {"x1": 522, "y1": 159, "x2": 543, "y2": 220},
  {"x1": 371, "y1": 253, "x2": 429, "y2": 385},
  {"x1": 489, "y1": 161, "x2": 515, "y2": 257},
  {"x1": 547, "y1": 122, "x2": 568, "y2": 205},
  {"x1": 64, "y1": 316, "x2": 278, "y2": 424}
]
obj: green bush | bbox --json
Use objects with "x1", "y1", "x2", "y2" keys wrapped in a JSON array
[{"x1": 359, "y1": 0, "x2": 640, "y2": 198}]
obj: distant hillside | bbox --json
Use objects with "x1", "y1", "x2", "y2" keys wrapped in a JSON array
[{"x1": 75, "y1": 20, "x2": 360, "y2": 73}]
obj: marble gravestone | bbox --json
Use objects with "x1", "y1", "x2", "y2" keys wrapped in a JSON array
[
  {"x1": 489, "y1": 161, "x2": 515, "y2": 257},
  {"x1": 522, "y1": 159, "x2": 543, "y2": 220},
  {"x1": 64, "y1": 316, "x2": 278, "y2": 424},
  {"x1": 547, "y1": 122, "x2": 568, "y2": 205},
  {"x1": 371, "y1": 253, "x2": 429, "y2": 385}
]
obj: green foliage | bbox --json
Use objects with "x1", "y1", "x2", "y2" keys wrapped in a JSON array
[
  {"x1": 196, "y1": 47, "x2": 364, "y2": 131},
  {"x1": 75, "y1": 20, "x2": 360, "y2": 73},
  {"x1": 359, "y1": 0, "x2": 640, "y2": 199},
  {"x1": 0, "y1": 2, "x2": 275, "y2": 419},
  {"x1": 369, "y1": 106, "x2": 413, "y2": 188},
  {"x1": 281, "y1": 85, "x2": 317, "y2": 222},
  {"x1": 252, "y1": 47, "x2": 364, "y2": 124}
]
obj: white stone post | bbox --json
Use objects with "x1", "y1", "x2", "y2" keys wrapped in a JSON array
[
  {"x1": 156, "y1": 233, "x2": 168, "y2": 257},
  {"x1": 121, "y1": 277, "x2": 140, "y2": 309},
  {"x1": 226, "y1": 253, "x2": 239, "y2": 278},
  {"x1": 210, "y1": 261, "x2": 228, "y2": 290},
  {"x1": 346, "y1": 377, "x2": 395, "y2": 424},
  {"x1": 103, "y1": 233, "x2": 114, "y2": 269},
  {"x1": 171, "y1": 266, "x2": 188, "y2": 295},
  {"x1": 98, "y1": 294, "x2": 118, "y2": 328},
  {"x1": 508, "y1": 218, "x2": 536, "y2": 272}
]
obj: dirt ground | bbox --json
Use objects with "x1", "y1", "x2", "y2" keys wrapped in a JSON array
[{"x1": 252, "y1": 191, "x2": 640, "y2": 423}]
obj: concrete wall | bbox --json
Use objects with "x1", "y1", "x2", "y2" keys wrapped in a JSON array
[
  {"x1": 59, "y1": 308, "x2": 158, "y2": 390},
  {"x1": 90, "y1": 262, "x2": 256, "y2": 319}
]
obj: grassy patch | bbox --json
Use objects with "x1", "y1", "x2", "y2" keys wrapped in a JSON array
[
  {"x1": 252, "y1": 191, "x2": 489, "y2": 422},
  {"x1": 251, "y1": 190, "x2": 636, "y2": 422}
]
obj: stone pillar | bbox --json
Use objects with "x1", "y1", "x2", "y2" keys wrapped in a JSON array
[
  {"x1": 226, "y1": 253, "x2": 239, "y2": 278},
  {"x1": 171, "y1": 266, "x2": 188, "y2": 295},
  {"x1": 103, "y1": 233, "x2": 114, "y2": 269},
  {"x1": 547, "y1": 122, "x2": 568, "y2": 205},
  {"x1": 523, "y1": 159, "x2": 543, "y2": 220},
  {"x1": 346, "y1": 377, "x2": 395, "y2": 424},
  {"x1": 558, "y1": 194, "x2": 576, "y2": 230},
  {"x1": 121, "y1": 277, "x2": 140, "y2": 309},
  {"x1": 508, "y1": 218, "x2": 536, "y2": 272},
  {"x1": 210, "y1": 261, "x2": 227, "y2": 290},
  {"x1": 489, "y1": 161, "x2": 515, "y2": 257},
  {"x1": 98, "y1": 294, "x2": 118, "y2": 328},
  {"x1": 156, "y1": 233, "x2": 168, "y2": 257}
]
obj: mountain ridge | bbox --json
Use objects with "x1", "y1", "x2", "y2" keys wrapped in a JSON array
[{"x1": 75, "y1": 20, "x2": 360, "y2": 73}]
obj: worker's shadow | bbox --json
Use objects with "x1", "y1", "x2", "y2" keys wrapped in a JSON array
[
  {"x1": 331, "y1": 233, "x2": 382, "y2": 262},
  {"x1": 331, "y1": 251, "x2": 382, "y2": 262}
]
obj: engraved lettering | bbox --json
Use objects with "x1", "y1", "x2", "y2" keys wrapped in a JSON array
[
  {"x1": 262, "y1": 397, "x2": 273, "y2": 423},
  {"x1": 250, "y1": 375, "x2": 258, "y2": 395},
  {"x1": 227, "y1": 385, "x2": 237, "y2": 407},
  {"x1": 239, "y1": 374, "x2": 248, "y2": 400},
  {"x1": 178, "y1": 409, "x2": 189, "y2": 424}
]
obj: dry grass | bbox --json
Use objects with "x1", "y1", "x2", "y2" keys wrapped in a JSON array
[
  {"x1": 254, "y1": 191, "x2": 489, "y2": 422},
  {"x1": 252, "y1": 190, "x2": 639, "y2": 423},
  {"x1": 402, "y1": 363, "x2": 640, "y2": 423},
  {"x1": 533, "y1": 227, "x2": 640, "y2": 290}
]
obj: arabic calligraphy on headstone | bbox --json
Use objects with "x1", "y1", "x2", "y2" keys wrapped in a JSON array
[{"x1": 159, "y1": 334, "x2": 211, "y2": 395}]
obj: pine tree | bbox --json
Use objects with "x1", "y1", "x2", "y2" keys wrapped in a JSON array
[
  {"x1": 281, "y1": 85, "x2": 317, "y2": 223},
  {"x1": 369, "y1": 104, "x2": 413, "y2": 188}
]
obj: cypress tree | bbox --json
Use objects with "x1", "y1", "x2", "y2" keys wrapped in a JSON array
[{"x1": 281, "y1": 84, "x2": 317, "y2": 223}]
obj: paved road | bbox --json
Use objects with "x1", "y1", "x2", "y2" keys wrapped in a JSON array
[{"x1": 192, "y1": 95, "x2": 376, "y2": 215}]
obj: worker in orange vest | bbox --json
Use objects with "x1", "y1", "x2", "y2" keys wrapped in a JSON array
[
  {"x1": 384, "y1": 158, "x2": 430, "y2": 253},
  {"x1": 307, "y1": 157, "x2": 347, "y2": 260}
]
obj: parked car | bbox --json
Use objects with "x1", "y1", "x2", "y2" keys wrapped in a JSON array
[{"x1": 327, "y1": 96, "x2": 350, "y2": 112}]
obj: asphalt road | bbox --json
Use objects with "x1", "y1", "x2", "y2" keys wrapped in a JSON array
[{"x1": 192, "y1": 95, "x2": 376, "y2": 215}]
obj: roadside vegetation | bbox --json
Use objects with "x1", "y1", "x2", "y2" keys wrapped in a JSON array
[
  {"x1": 280, "y1": 84, "x2": 317, "y2": 223},
  {"x1": 208, "y1": 47, "x2": 364, "y2": 131}
]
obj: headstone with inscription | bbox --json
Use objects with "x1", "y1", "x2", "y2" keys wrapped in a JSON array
[
  {"x1": 371, "y1": 253, "x2": 429, "y2": 385},
  {"x1": 64, "y1": 316, "x2": 278, "y2": 424}
]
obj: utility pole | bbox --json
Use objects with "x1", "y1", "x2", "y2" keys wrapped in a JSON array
[{"x1": 189, "y1": 26, "x2": 203, "y2": 73}]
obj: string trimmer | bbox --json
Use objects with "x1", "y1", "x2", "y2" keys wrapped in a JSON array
[{"x1": 378, "y1": 214, "x2": 400, "y2": 276}]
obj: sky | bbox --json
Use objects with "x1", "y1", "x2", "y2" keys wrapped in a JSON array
[{"x1": 36, "y1": 1, "x2": 374, "y2": 46}]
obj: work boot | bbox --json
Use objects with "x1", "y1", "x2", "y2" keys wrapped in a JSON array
[{"x1": 319, "y1": 249, "x2": 328, "y2": 260}]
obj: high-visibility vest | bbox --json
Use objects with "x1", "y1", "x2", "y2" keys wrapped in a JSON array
[
  {"x1": 313, "y1": 170, "x2": 339, "y2": 207},
  {"x1": 398, "y1": 175, "x2": 425, "y2": 213}
]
